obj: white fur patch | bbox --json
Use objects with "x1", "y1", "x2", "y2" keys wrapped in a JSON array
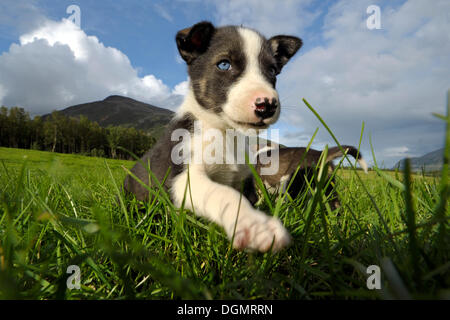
[
  {"x1": 279, "y1": 174, "x2": 291, "y2": 193},
  {"x1": 176, "y1": 89, "x2": 227, "y2": 131},
  {"x1": 359, "y1": 158, "x2": 369, "y2": 173}
]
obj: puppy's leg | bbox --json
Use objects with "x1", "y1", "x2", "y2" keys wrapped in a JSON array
[
  {"x1": 242, "y1": 176, "x2": 258, "y2": 206},
  {"x1": 171, "y1": 167, "x2": 291, "y2": 252}
]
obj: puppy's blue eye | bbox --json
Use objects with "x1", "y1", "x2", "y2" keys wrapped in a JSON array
[{"x1": 217, "y1": 60, "x2": 231, "y2": 70}]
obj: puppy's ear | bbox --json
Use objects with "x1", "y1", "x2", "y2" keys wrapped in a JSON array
[
  {"x1": 176, "y1": 21, "x2": 215, "y2": 64},
  {"x1": 268, "y1": 35, "x2": 302, "y2": 69}
]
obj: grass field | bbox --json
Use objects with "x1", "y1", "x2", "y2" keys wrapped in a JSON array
[
  {"x1": 0, "y1": 97, "x2": 449, "y2": 299},
  {"x1": 0, "y1": 143, "x2": 448, "y2": 300}
]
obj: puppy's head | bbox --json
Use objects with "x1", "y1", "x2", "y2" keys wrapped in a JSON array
[{"x1": 176, "y1": 21, "x2": 302, "y2": 131}]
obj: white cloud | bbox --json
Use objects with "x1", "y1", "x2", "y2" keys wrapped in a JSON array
[
  {"x1": 383, "y1": 146, "x2": 411, "y2": 158},
  {"x1": 19, "y1": 19, "x2": 93, "y2": 59},
  {"x1": 0, "y1": 18, "x2": 186, "y2": 115},
  {"x1": 140, "y1": 75, "x2": 171, "y2": 99},
  {"x1": 172, "y1": 80, "x2": 190, "y2": 96}
]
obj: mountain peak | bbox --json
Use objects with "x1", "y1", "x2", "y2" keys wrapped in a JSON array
[
  {"x1": 103, "y1": 95, "x2": 133, "y2": 102},
  {"x1": 393, "y1": 148, "x2": 444, "y2": 172},
  {"x1": 43, "y1": 95, "x2": 174, "y2": 137}
]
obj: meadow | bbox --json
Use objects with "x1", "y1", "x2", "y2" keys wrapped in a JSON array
[{"x1": 0, "y1": 100, "x2": 448, "y2": 299}]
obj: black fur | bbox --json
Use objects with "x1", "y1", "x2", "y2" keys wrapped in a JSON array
[
  {"x1": 268, "y1": 35, "x2": 303, "y2": 69},
  {"x1": 176, "y1": 21, "x2": 216, "y2": 65},
  {"x1": 242, "y1": 176, "x2": 258, "y2": 206},
  {"x1": 123, "y1": 113, "x2": 195, "y2": 201}
]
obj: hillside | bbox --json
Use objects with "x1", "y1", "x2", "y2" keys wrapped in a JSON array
[
  {"x1": 393, "y1": 148, "x2": 444, "y2": 172},
  {"x1": 43, "y1": 95, "x2": 174, "y2": 137}
]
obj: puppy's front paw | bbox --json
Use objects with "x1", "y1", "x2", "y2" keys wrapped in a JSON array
[{"x1": 231, "y1": 212, "x2": 291, "y2": 253}]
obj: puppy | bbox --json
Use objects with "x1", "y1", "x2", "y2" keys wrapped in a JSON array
[
  {"x1": 124, "y1": 21, "x2": 302, "y2": 252},
  {"x1": 255, "y1": 145, "x2": 368, "y2": 209}
]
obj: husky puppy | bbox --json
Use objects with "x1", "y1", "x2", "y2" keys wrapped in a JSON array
[
  {"x1": 255, "y1": 145, "x2": 368, "y2": 208},
  {"x1": 124, "y1": 21, "x2": 302, "y2": 252}
]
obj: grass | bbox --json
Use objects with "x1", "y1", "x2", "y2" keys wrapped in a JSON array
[{"x1": 0, "y1": 98, "x2": 449, "y2": 300}]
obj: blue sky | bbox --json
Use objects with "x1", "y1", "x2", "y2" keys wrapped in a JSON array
[{"x1": 0, "y1": 0, "x2": 449, "y2": 167}]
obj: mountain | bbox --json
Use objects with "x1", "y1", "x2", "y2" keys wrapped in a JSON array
[
  {"x1": 393, "y1": 148, "x2": 444, "y2": 172},
  {"x1": 43, "y1": 95, "x2": 174, "y2": 137}
]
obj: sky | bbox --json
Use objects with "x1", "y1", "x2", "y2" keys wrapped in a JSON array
[{"x1": 0, "y1": 0, "x2": 449, "y2": 168}]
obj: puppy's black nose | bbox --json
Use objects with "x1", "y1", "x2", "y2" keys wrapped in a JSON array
[{"x1": 254, "y1": 97, "x2": 278, "y2": 119}]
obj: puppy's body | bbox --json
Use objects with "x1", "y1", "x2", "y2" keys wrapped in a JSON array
[
  {"x1": 255, "y1": 146, "x2": 368, "y2": 208},
  {"x1": 124, "y1": 22, "x2": 302, "y2": 252}
]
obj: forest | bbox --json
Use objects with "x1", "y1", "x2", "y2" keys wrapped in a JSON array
[{"x1": 0, "y1": 106, "x2": 156, "y2": 159}]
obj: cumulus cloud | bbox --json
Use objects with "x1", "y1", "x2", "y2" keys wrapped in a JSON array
[
  {"x1": 172, "y1": 80, "x2": 190, "y2": 96},
  {"x1": 0, "y1": 18, "x2": 186, "y2": 115}
]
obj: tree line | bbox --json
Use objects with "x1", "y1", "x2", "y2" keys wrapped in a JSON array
[{"x1": 0, "y1": 106, "x2": 156, "y2": 159}]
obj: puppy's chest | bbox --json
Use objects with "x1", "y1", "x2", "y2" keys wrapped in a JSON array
[
  {"x1": 205, "y1": 162, "x2": 250, "y2": 187},
  {"x1": 196, "y1": 128, "x2": 251, "y2": 187}
]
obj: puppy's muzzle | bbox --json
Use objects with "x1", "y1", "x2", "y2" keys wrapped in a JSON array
[{"x1": 254, "y1": 97, "x2": 278, "y2": 119}]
